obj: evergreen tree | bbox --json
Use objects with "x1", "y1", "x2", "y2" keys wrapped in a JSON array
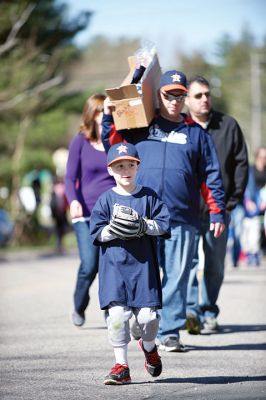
[{"x1": 0, "y1": 0, "x2": 91, "y2": 242}]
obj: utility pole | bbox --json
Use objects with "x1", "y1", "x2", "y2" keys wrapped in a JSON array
[{"x1": 250, "y1": 53, "x2": 261, "y2": 154}]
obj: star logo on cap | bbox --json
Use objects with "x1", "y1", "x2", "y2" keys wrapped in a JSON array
[
  {"x1": 117, "y1": 144, "x2": 128, "y2": 154},
  {"x1": 171, "y1": 73, "x2": 181, "y2": 82}
]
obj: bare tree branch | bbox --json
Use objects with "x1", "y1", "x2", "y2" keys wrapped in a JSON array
[
  {"x1": 0, "y1": 3, "x2": 36, "y2": 56},
  {"x1": 0, "y1": 75, "x2": 64, "y2": 111}
]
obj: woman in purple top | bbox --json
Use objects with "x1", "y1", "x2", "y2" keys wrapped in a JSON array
[{"x1": 65, "y1": 94, "x2": 114, "y2": 326}]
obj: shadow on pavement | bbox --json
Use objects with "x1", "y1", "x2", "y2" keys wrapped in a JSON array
[
  {"x1": 186, "y1": 342, "x2": 266, "y2": 351},
  {"x1": 156, "y1": 375, "x2": 266, "y2": 384},
  {"x1": 197, "y1": 324, "x2": 266, "y2": 335}
]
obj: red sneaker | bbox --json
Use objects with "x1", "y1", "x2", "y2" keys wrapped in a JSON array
[
  {"x1": 104, "y1": 363, "x2": 131, "y2": 385},
  {"x1": 139, "y1": 339, "x2": 162, "y2": 377}
]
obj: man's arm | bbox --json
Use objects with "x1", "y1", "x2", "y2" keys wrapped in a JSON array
[
  {"x1": 101, "y1": 97, "x2": 123, "y2": 153},
  {"x1": 199, "y1": 130, "x2": 226, "y2": 237},
  {"x1": 226, "y1": 120, "x2": 249, "y2": 211}
]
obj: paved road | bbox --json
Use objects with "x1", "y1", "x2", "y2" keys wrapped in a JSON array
[{"x1": 0, "y1": 249, "x2": 266, "y2": 399}]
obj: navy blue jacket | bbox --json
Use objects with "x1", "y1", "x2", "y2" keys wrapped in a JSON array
[{"x1": 102, "y1": 113, "x2": 225, "y2": 228}]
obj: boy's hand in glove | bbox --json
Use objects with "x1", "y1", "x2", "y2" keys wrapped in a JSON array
[{"x1": 108, "y1": 204, "x2": 147, "y2": 240}]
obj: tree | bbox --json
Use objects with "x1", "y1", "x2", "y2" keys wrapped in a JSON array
[
  {"x1": 213, "y1": 28, "x2": 266, "y2": 151},
  {"x1": 65, "y1": 35, "x2": 140, "y2": 93},
  {"x1": 179, "y1": 28, "x2": 266, "y2": 152},
  {"x1": 0, "y1": 0, "x2": 91, "y2": 242}
]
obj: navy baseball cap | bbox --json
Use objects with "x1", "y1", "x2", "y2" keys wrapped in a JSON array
[
  {"x1": 107, "y1": 142, "x2": 140, "y2": 167},
  {"x1": 160, "y1": 70, "x2": 187, "y2": 92}
]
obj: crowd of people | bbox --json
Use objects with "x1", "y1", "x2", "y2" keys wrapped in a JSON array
[{"x1": 61, "y1": 65, "x2": 265, "y2": 385}]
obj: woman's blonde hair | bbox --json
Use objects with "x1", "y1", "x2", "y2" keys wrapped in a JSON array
[{"x1": 79, "y1": 94, "x2": 106, "y2": 140}]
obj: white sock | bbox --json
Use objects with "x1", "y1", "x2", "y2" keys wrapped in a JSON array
[
  {"x1": 113, "y1": 345, "x2": 128, "y2": 365},
  {"x1": 143, "y1": 340, "x2": 155, "y2": 352}
]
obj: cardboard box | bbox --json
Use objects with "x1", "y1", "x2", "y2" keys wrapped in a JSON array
[{"x1": 105, "y1": 53, "x2": 161, "y2": 130}]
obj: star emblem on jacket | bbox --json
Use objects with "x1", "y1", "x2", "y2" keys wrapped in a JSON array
[
  {"x1": 171, "y1": 73, "x2": 181, "y2": 82},
  {"x1": 117, "y1": 144, "x2": 128, "y2": 154}
]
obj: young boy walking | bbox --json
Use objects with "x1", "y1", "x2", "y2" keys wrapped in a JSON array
[{"x1": 90, "y1": 142, "x2": 170, "y2": 385}]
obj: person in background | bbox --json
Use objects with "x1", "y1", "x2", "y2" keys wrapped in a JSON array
[
  {"x1": 264, "y1": 207, "x2": 266, "y2": 238},
  {"x1": 50, "y1": 176, "x2": 69, "y2": 254},
  {"x1": 65, "y1": 94, "x2": 115, "y2": 327},
  {"x1": 227, "y1": 203, "x2": 245, "y2": 267},
  {"x1": 185, "y1": 75, "x2": 249, "y2": 334},
  {"x1": 90, "y1": 142, "x2": 170, "y2": 385},
  {"x1": 0, "y1": 209, "x2": 14, "y2": 246},
  {"x1": 102, "y1": 70, "x2": 225, "y2": 352},
  {"x1": 241, "y1": 146, "x2": 266, "y2": 266},
  {"x1": 32, "y1": 178, "x2": 41, "y2": 207},
  {"x1": 256, "y1": 148, "x2": 266, "y2": 256}
]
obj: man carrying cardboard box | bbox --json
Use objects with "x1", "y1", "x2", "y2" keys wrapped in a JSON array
[{"x1": 101, "y1": 69, "x2": 225, "y2": 352}]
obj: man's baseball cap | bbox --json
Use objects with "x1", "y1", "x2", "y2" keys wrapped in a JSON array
[
  {"x1": 159, "y1": 70, "x2": 187, "y2": 92},
  {"x1": 107, "y1": 142, "x2": 140, "y2": 166}
]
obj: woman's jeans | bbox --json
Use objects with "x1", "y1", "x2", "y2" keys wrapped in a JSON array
[
  {"x1": 157, "y1": 223, "x2": 196, "y2": 342},
  {"x1": 73, "y1": 220, "x2": 98, "y2": 314}
]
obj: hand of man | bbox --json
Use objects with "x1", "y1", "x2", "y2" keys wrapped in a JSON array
[
  {"x1": 103, "y1": 97, "x2": 115, "y2": 115},
  {"x1": 210, "y1": 222, "x2": 225, "y2": 238}
]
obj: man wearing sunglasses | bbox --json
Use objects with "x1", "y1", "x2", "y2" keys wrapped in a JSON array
[
  {"x1": 185, "y1": 75, "x2": 248, "y2": 334},
  {"x1": 102, "y1": 70, "x2": 226, "y2": 352}
]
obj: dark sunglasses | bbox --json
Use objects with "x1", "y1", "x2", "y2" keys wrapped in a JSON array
[
  {"x1": 194, "y1": 92, "x2": 210, "y2": 99},
  {"x1": 161, "y1": 91, "x2": 187, "y2": 103}
]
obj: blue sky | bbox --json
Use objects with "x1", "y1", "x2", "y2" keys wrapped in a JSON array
[{"x1": 61, "y1": 0, "x2": 266, "y2": 68}]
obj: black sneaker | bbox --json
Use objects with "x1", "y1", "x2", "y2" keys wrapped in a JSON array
[
  {"x1": 159, "y1": 336, "x2": 185, "y2": 352},
  {"x1": 104, "y1": 364, "x2": 131, "y2": 385},
  {"x1": 131, "y1": 318, "x2": 141, "y2": 340},
  {"x1": 186, "y1": 313, "x2": 201, "y2": 335},
  {"x1": 139, "y1": 339, "x2": 162, "y2": 377}
]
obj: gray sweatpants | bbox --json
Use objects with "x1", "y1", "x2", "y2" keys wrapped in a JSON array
[{"x1": 106, "y1": 302, "x2": 159, "y2": 347}]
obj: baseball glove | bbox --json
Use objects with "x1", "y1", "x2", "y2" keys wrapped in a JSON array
[{"x1": 108, "y1": 204, "x2": 147, "y2": 240}]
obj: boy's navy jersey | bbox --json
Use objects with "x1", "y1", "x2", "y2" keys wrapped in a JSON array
[
  {"x1": 102, "y1": 114, "x2": 225, "y2": 228},
  {"x1": 90, "y1": 186, "x2": 170, "y2": 310}
]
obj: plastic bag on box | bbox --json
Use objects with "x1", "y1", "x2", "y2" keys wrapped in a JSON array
[
  {"x1": 134, "y1": 41, "x2": 157, "y2": 69},
  {"x1": 131, "y1": 41, "x2": 157, "y2": 93}
]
